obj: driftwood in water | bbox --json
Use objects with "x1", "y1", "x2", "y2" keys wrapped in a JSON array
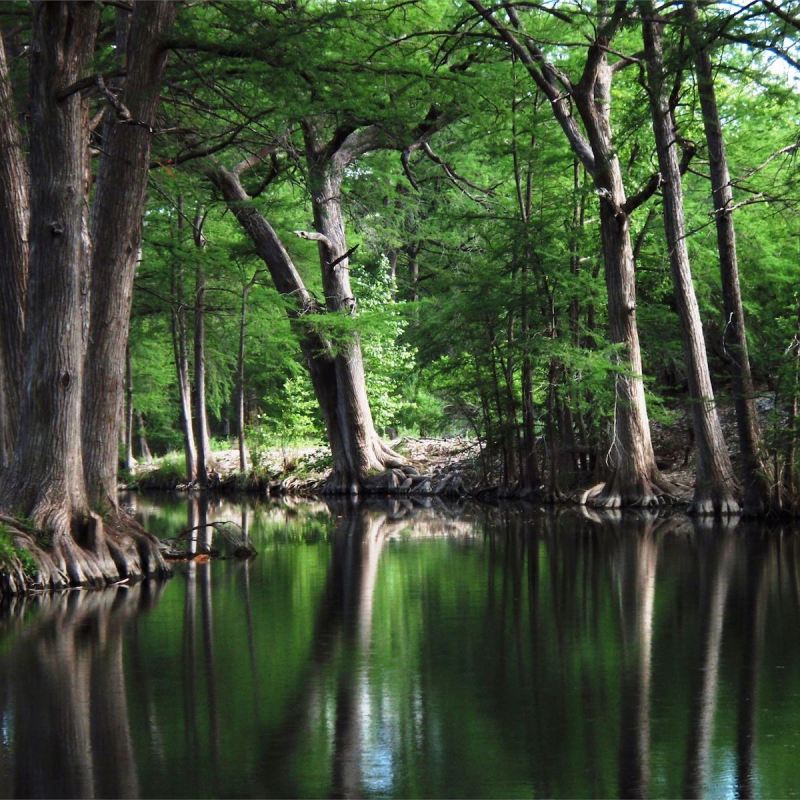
[{"x1": 160, "y1": 520, "x2": 256, "y2": 561}]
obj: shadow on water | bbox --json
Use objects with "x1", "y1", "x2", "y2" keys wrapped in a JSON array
[{"x1": 1, "y1": 498, "x2": 800, "y2": 798}]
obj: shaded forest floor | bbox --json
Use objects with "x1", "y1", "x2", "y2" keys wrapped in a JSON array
[{"x1": 125, "y1": 401, "x2": 770, "y2": 502}]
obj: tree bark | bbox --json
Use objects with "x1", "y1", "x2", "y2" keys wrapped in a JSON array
[
  {"x1": 302, "y1": 123, "x2": 405, "y2": 489},
  {"x1": 124, "y1": 345, "x2": 135, "y2": 471},
  {"x1": 685, "y1": 1, "x2": 771, "y2": 516},
  {"x1": 192, "y1": 208, "x2": 212, "y2": 486},
  {"x1": 642, "y1": 5, "x2": 739, "y2": 515},
  {"x1": 575, "y1": 63, "x2": 667, "y2": 507},
  {"x1": 0, "y1": 2, "x2": 169, "y2": 594},
  {"x1": 0, "y1": 33, "x2": 28, "y2": 464},
  {"x1": 82, "y1": 0, "x2": 177, "y2": 508},
  {"x1": 170, "y1": 203, "x2": 198, "y2": 482},
  {"x1": 208, "y1": 163, "x2": 403, "y2": 493},
  {"x1": 0, "y1": 1, "x2": 101, "y2": 529}
]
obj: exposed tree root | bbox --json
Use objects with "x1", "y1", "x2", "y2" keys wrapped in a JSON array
[
  {"x1": 581, "y1": 470, "x2": 681, "y2": 509},
  {"x1": 688, "y1": 490, "x2": 741, "y2": 517},
  {"x1": 0, "y1": 511, "x2": 170, "y2": 596},
  {"x1": 543, "y1": 488, "x2": 570, "y2": 505}
]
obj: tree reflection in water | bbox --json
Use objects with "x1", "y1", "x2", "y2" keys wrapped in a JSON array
[
  {"x1": 0, "y1": 583, "x2": 164, "y2": 799},
  {"x1": 1, "y1": 498, "x2": 800, "y2": 799}
]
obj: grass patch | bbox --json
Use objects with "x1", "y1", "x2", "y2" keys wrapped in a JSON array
[
  {"x1": 133, "y1": 451, "x2": 188, "y2": 489},
  {"x1": 0, "y1": 524, "x2": 38, "y2": 578}
]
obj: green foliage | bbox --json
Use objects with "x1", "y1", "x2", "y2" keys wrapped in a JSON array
[
  {"x1": 351, "y1": 258, "x2": 418, "y2": 434},
  {"x1": 134, "y1": 452, "x2": 191, "y2": 490},
  {"x1": 113, "y1": 0, "x2": 800, "y2": 488},
  {"x1": 0, "y1": 525, "x2": 37, "y2": 579}
]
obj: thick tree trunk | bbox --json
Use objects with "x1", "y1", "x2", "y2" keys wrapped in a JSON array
[
  {"x1": 82, "y1": 0, "x2": 177, "y2": 508},
  {"x1": 193, "y1": 212, "x2": 212, "y2": 486},
  {"x1": 0, "y1": 2, "x2": 169, "y2": 594},
  {"x1": 642, "y1": 7, "x2": 738, "y2": 515},
  {"x1": 685, "y1": 2, "x2": 771, "y2": 516},
  {"x1": 0, "y1": 2, "x2": 100, "y2": 529},
  {"x1": 0, "y1": 34, "x2": 28, "y2": 464}
]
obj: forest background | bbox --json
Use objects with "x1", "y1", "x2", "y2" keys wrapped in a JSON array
[{"x1": 1, "y1": 1, "x2": 800, "y2": 592}]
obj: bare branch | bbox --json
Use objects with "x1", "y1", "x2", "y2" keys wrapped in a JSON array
[{"x1": 294, "y1": 230, "x2": 334, "y2": 249}]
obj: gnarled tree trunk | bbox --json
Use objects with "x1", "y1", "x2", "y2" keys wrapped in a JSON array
[
  {"x1": 0, "y1": 33, "x2": 28, "y2": 465},
  {"x1": 642, "y1": 5, "x2": 738, "y2": 515},
  {"x1": 82, "y1": 0, "x2": 177, "y2": 508},
  {"x1": 0, "y1": 1, "x2": 170, "y2": 594}
]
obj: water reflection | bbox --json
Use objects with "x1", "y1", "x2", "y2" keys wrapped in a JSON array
[
  {"x1": 1, "y1": 499, "x2": 799, "y2": 798},
  {"x1": 0, "y1": 584, "x2": 163, "y2": 798}
]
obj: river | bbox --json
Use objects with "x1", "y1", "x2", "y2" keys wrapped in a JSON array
[{"x1": 1, "y1": 495, "x2": 799, "y2": 798}]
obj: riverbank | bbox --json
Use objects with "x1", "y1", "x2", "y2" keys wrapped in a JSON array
[{"x1": 123, "y1": 428, "x2": 700, "y2": 504}]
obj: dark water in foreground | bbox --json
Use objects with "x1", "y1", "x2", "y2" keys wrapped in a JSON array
[{"x1": 1, "y1": 497, "x2": 800, "y2": 798}]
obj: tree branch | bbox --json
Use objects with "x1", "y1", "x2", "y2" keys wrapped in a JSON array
[
  {"x1": 623, "y1": 138, "x2": 696, "y2": 214},
  {"x1": 468, "y1": 0, "x2": 596, "y2": 174}
]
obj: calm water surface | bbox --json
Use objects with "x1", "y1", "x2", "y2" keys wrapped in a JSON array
[{"x1": 1, "y1": 496, "x2": 800, "y2": 798}]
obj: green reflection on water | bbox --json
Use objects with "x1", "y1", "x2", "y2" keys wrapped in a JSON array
[{"x1": 1, "y1": 498, "x2": 800, "y2": 798}]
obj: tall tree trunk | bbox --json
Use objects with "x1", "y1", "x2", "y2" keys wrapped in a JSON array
[
  {"x1": 0, "y1": 1, "x2": 100, "y2": 529},
  {"x1": 237, "y1": 284, "x2": 250, "y2": 472},
  {"x1": 124, "y1": 345, "x2": 134, "y2": 472},
  {"x1": 0, "y1": 33, "x2": 28, "y2": 464},
  {"x1": 170, "y1": 212, "x2": 198, "y2": 482},
  {"x1": 0, "y1": 2, "x2": 169, "y2": 594},
  {"x1": 470, "y1": 1, "x2": 670, "y2": 507},
  {"x1": 193, "y1": 207, "x2": 212, "y2": 486},
  {"x1": 208, "y1": 162, "x2": 403, "y2": 493},
  {"x1": 685, "y1": 1, "x2": 771, "y2": 515},
  {"x1": 208, "y1": 165, "x2": 350, "y2": 481},
  {"x1": 577, "y1": 64, "x2": 667, "y2": 507},
  {"x1": 642, "y1": 6, "x2": 738, "y2": 515},
  {"x1": 82, "y1": 0, "x2": 177, "y2": 508}
]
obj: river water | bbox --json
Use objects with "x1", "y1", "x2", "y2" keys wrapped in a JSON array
[{"x1": 1, "y1": 495, "x2": 799, "y2": 798}]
